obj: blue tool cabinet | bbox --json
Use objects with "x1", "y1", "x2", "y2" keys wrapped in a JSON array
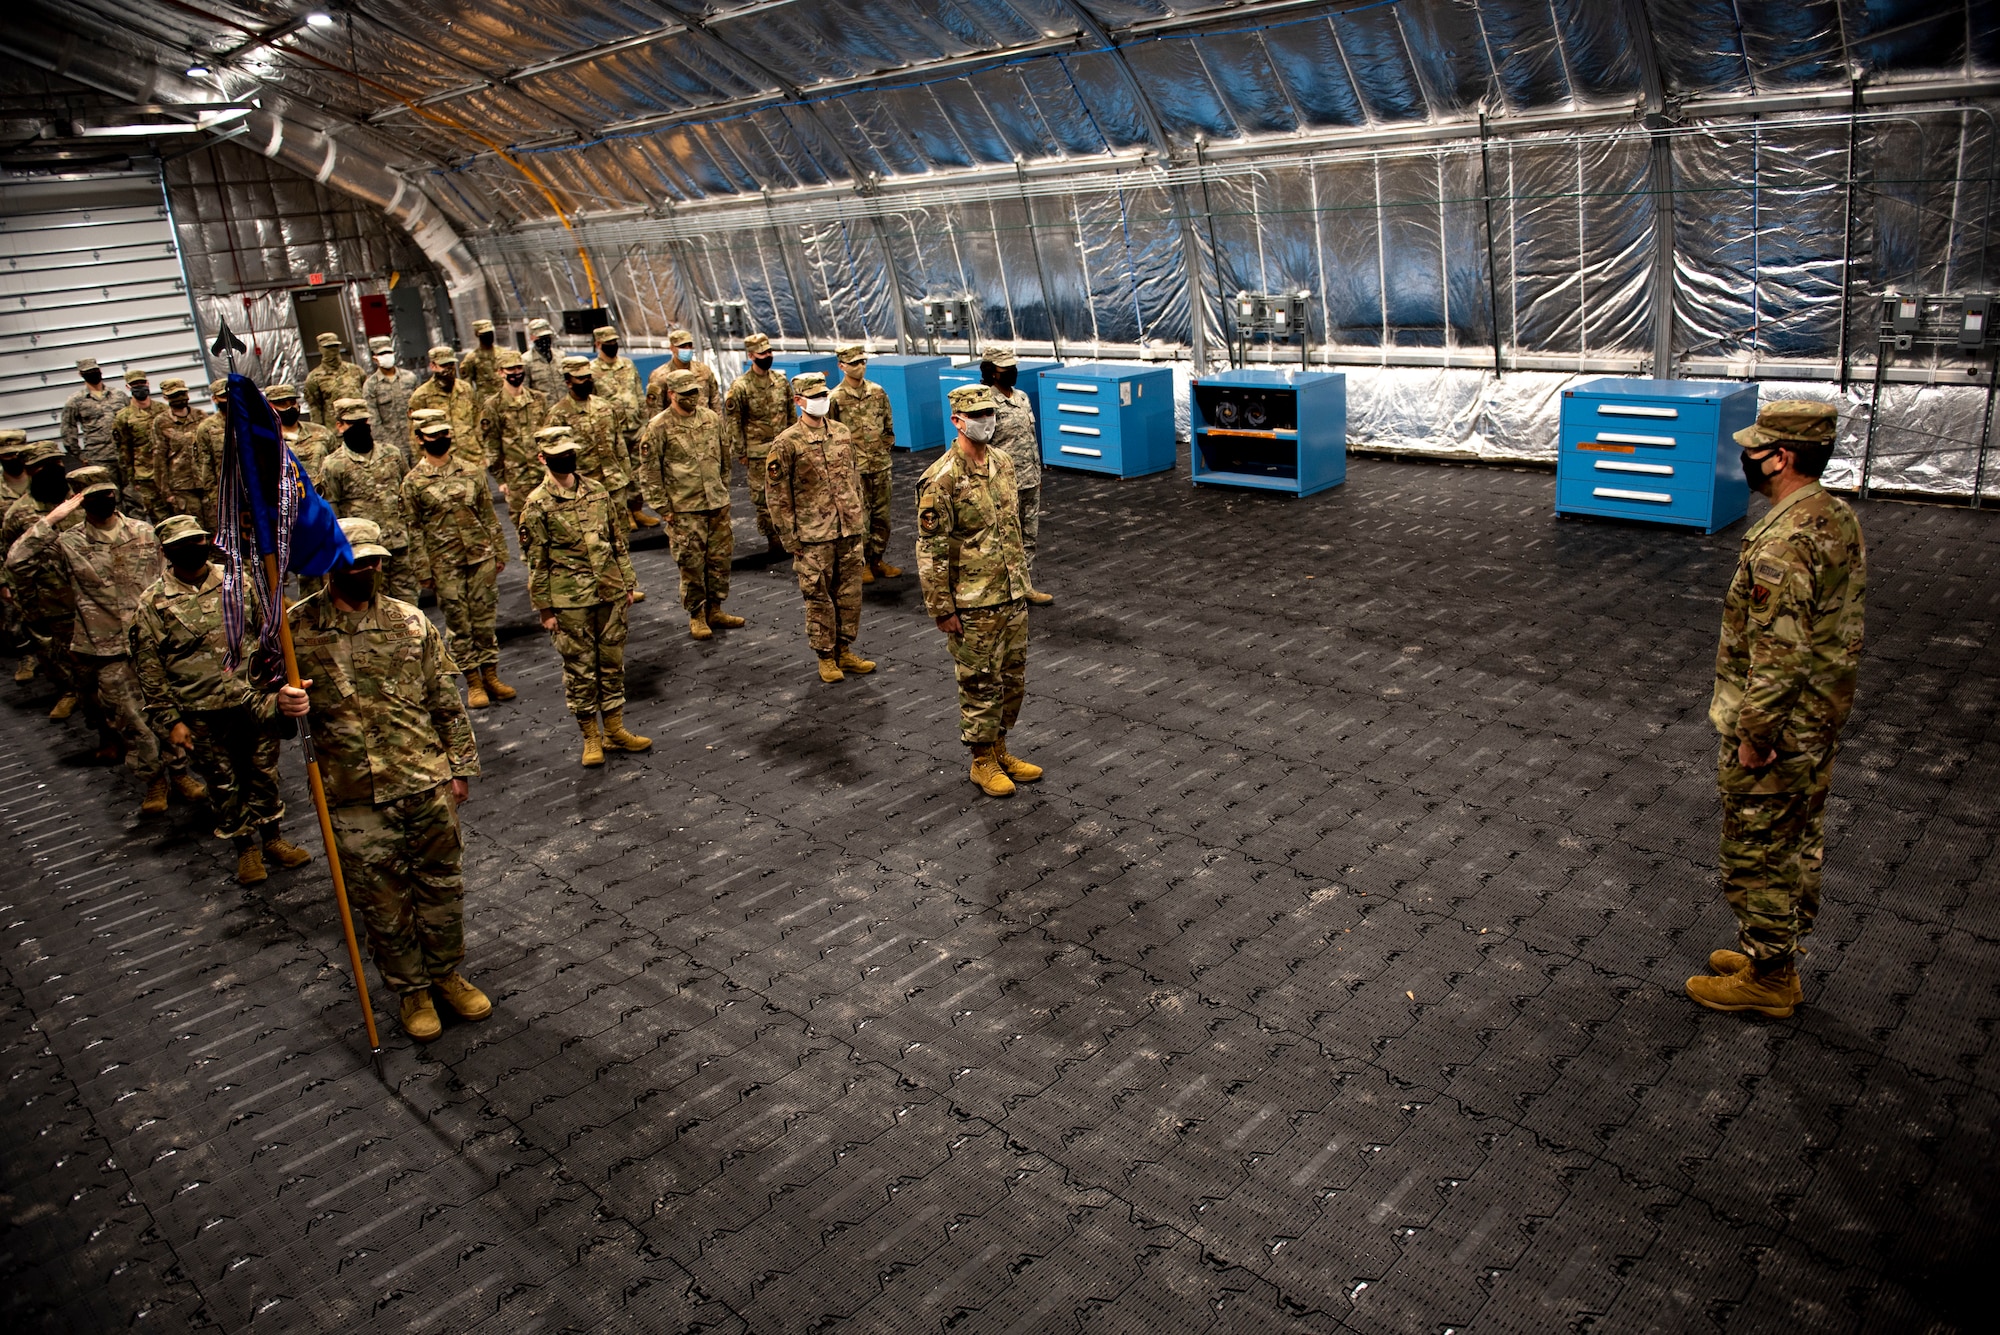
[
  {"x1": 1036, "y1": 364, "x2": 1176, "y2": 477},
  {"x1": 937, "y1": 360, "x2": 1062, "y2": 439},
  {"x1": 865, "y1": 354, "x2": 951, "y2": 451},
  {"x1": 1190, "y1": 368, "x2": 1346, "y2": 497},
  {"x1": 1556, "y1": 378, "x2": 1757, "y2": 533}
]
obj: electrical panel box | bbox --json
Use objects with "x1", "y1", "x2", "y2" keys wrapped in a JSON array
[
  {"x1": 1036, "y1": 364, "x2": 1176, "y2": 478},
  {"x1": 768, "y1": 352, "x2": 838, "y2": 383},
  {"x1": 1556, "y1": 377, "x2": 1758, "y2": 534},
  {"x1": 1190, "y1": 367, "x2": 1346, "y2": 497},
  {"x1": 1961, "y1": 295, "x2": 1993, "y2": 349},
  {"x1": 702, "y1": 300, "x2": 748, "y2": 341},
  {"x1": 937, "y1": 360, "x2": 1062, "y2": 440},
  {"x1": 866, "y1": 354, "x2": 952, "y2": 451},
  {"x1": 563, "y1": 307, "x2": 611, "y2": 337}
]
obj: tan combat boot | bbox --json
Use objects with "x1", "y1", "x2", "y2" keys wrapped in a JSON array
[
  {"x1": 1686, "y1": 962, "x2": 1801, "y2": 1017},
  {"x1": 579, "y1": 717, "x2": 605, "y2": 768},
  {"x1": 1710, "y1": 944, "x2": 1806, "y2": 975},
  {"x1": 836, "y1": 647, "x2": 875, "y2": 675},
  {"x1": 465, "y1": 673, "x2": 490, "y2": 709},
  {"x1": 994, "y1": 736, "x2": 1043, "y2": 783},
  {"x1": 630, "y1": 588, "x2": 646, "y2": 604},
  {"x1": 400, "y1": 991, "x2": 442, "y2": 1041},
  {"x1": 1026, "y1": 587, "x2": 1054, "y2": 606},
  {"x1": 689, "y1": 610, "x2": 713, "y2": 641},
  {"x1": 969, "y1": 745, "x2": 1016, "y2": 798},
  {"x1": 13, "y1": 659, "x2": 33, "y2": 683},
  {"x1": 706, "y1": 603, "x2": 745, "y2": 629},
  {"x1": 481, "y1": 665, "x2": 516, "y2": 701},
  {"x1": 263, "y1": 837, "x2": 312, "y2": 869},
  {"x1": 817, "y1": 656, "x2": 845, "y2": 684},
  {"x1": 433, "y1": 971, "x2": 492, "y2": 1020},
  {"x1": 633, "y1": 507, "x2": 661, "y2": 528},
  {"x1": 139, "y1": 775, "x2": 170, "y2": 815},
  {"x1": 48, "y1": 693, "x2": 78, "y2": 721},
  {"x1": 172, "y1": 771, "x2": 208, "y2": 803},
  {"x1": 235, "y1": 846, "x2": 267, "y2": 885},
  {"x1": 603, "y1": 711, "x2": 652, "y2": 752},
  {"x1": 872, "y1": 560, "x2": 903, "y2": 579},
  {"x1": 860, "y1": 564, "x2": 875, "y2": 584}
]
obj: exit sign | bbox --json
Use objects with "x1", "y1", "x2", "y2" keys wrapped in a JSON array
[{"x1": 308, "y1": 272, "x2": 325, "y2": 285}]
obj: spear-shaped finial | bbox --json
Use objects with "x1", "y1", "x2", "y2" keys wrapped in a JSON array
[{"x1": 210, "y1": 319, "x2": 248, "y2": 372}]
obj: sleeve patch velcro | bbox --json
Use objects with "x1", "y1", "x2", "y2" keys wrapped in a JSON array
[{"x1": 1752, "y1": 557, "x2": 1788, "y2": 585}]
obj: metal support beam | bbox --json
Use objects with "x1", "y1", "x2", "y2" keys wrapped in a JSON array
[
  {"x1": 1836, "y1": 78, "x2": 1863, "y2": 392},
  {"x1": 1624, "y1": 0, "x2": 1677, "y2": 379}
]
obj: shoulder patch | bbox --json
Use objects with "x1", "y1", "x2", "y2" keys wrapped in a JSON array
[
  {"x1": 1752, "y1": 557, "x2": 1788, "y2": 585},
  {"x1": 918, "y1": 506, "x2": 942, "y2": 536}
]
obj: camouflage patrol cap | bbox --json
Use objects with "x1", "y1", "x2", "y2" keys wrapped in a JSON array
[
  {"x1": 743, "y1": 333, "x2": 772, "y2": 354},
  {"x1": 156, "y1": 514, "x2": 211, "y2": 546},
  {"x1": 20, "y1": 441, "x2": 64, "y2": 467},
  {"x1": 338, "y1": 517, "x2": 392, "y2": 559},
  {"x1": 161, "y1": 378, "x2": 189, "y2": 396},
  {"x1": 792, "y1": 372, "x2": 829, "y2": 397},
  {"x1": 667, "y1": 368, "x2": 702, "y2": 394},
  {"x1": 411, "y1": 409, "x2": 452, "y2": 436},
  {"x1": 317, "y1": 332, "x2": 342, "y2": 348},
  {"x1": 560, "y1": 355, "x2": 594, "y2": 376},
  {"x1": 333, "y1": 397, "x2": 371, "y2": 423},
  {"x1": 948, "y1": 383, "x2": 999, "y2": 414},
  {"x1": 668, "y1": 329, "x2": 695, "y2": 347},
  {"x1": 472, "y1": 319, "x2": 494, "y2": 334},
  {"x1": 592, "y1": 325, "x2": 618, "y2": 343},
  {"x1": 209, "y1": 378, "x2": 229, "y2": 397},
  {"x1": 496, "y1": 348, "x2": 524, "y2": 368},
  {"x1": 68, "y1": 465, "x2": 117, "y2": 497},
  {"x1": 0, "y1": 430, "x2": 25, "y2": 457},
  {"x1": 123, "y1": 368, "x2": 148, "y2": 384},
  {"x1": 368, "y1": 335, "x2": 394, "y2": 354},
  {"x1": 428, "y1": 344, "x2": 458, "y2": 365},
  {"x1": 835, "y1": 343, "x2": 866, "y2": 363},
  {"x1": 979, "y1": 344, "x2": 1018, "y2": 368},
  {"x1": 528, "y1": 317, "x2": 554, "y2": 336},
  {"x1": 265, "y1": 383, "x2": 300, "y2": 402},
  {"x1": 1734, "y1": 399, "x2": 1838, "y2": 450},
  {"x1": 534, "y1": 426, "x2": 577, "y2": 449},
  {"x1": 76, "y1": 357, "x2": 100, "y2": 372}
]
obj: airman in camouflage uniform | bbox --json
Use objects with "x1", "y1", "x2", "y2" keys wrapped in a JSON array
[
  {"x1": 303, "y1": 332, "x2": 367, "y2": 428},
  {"x1": 547, "y1": 357, "x2": 646, "y2": 602},
  {"x1": 722, "y1": 332, "x2": 794, "y2": 558},
  {"x1": 403, "y1": 410, "x2": 514, "y2": 709},
  {"x1": 265, "y1": 517, "x2": 488, "y2": 1042},
  {"x1": 407, "y1": 344, "x2": 481, "y2": 450},
  {"x1": 1689, "y1": 402, "x2": 1866, "y2": 1020},
  {"x1": 645, "y1": 329, "x2": 718, "y2": 416},
  {"x1": 524, "y1": 317, "x2": 564, "y2": 401},
  {"x1": 186, "y1": 379, "x2": 235, "y2": 523},
  {"x1": 0, "y1": 432, "x2": 29, "y2": 512},
  {"x1": 765, "y1": 373, "x2": 873, "y2": 683},
  {"x1": 461, "y1": 319, "x2": 502, "y2": 401},
  {"x1": 60, "y1": 357, "x2": 129, "y2": 474},
  {"x1": 590, "y1": 325, "x2": 658, "y2": 530},
  {"x1": 982, "y1": 346, "x2": 1053, "y2": 605},
  {"x1": 7, "y1": 467, "x2": 202, "y2": 814},
  {"x1": 827, "y1": 343, "x2": 901, "y2": 582},
  {"x1": 638, "y1": 368, "x2": 742, "y2": 640},
  {"x1": 2, "y1": 443, "x2": 81, "y2": 703},
  {"x1": 132, "y1": 514, "x2": 314, "y2": 885},
  {"x1": 266, "y1": 383, "x2": 336, "y2": 484},
  {"x1": 111, "y1": 370, "x2": 169, "y2": 519},
  {"x1": 154, "y1": 378, "x2": 216, "y2": 528},
  {"x1": 520, "y1": 428, "x2": 649, "y2": 767},
  {"x1": 916, "y1": 383, "x2": 1041, "y2": 798},
  {"x1": 319, "y1": 399, "x2": 424, "y2": 604},
  {"x1": 480, "y1": 349, "x2": 549, "y2": 504},
  {"x1": 363, "y1": 336, "x2": 421, "y2": 457}
]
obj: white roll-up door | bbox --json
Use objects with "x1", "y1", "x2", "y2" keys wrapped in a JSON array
[{"x1": 0, "y1": 171, "x2": 208, "y2": 441}]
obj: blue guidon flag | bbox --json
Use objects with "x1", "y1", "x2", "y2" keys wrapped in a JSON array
[{"x1": 217, "y1": 371, "x2": 351, "y2": 668}]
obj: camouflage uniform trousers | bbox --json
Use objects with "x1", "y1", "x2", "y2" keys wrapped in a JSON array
[
  {"x1": 185, "y1": 706, "x2": 285, "y2": 847},
  {"x1": 550, "y1": 600, "x2": 628, "y2": 717},
  {"x1": 1717, "y1": 741, "x2": 1832, "y2": 963},
  {"x1": 793, "y1": 535, "x2": 864, "y2": 656},
  {"x1": 18, "y1": 614, "x2": 77, "y2": 696},
  {"x1": 126, "y1": 481, "x2": 165, "y2": 524},
  {"x1": 947, "y1": 597, "x2": 1029, "y2": 747},
  {"x1": 168, "y1": 487, "x2": 215, "y2": 531},
  {"x1": 433, "y1": 558, "x2": 499, "y2": 672},
  {"x1": 860, "y1": 469, "x2": 893, "y2": 567},
  {"x1": 1017, "y1": 485, "x2": 1041, "y2": 574},
  {"x1": 381, "y1": 547, "x2": 422, "y2": 607},
  {"x1": 82, "y1": 441, "x2": 124, "y2": 491},
  {"x1": 667, "y1": 509, "x2": 731, "y2": 613},
  {"x1": 742, "y1": 455, "x2": 782, "y2": 546},
  {"x1": 329, "y1": 783, "x2": 465, "y2": 995},
  {"x1": 72, "y1": 652, "x2": 166, "y2": 781}
]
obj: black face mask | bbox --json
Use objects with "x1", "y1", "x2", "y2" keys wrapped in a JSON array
[
  {"x1": 752, "y1": 354, "x2": 774, "y2": 371},
  {"x1": 130, "y1": 385, "x2": 150, "y2": 402},
  {"x1": 0, "y1": 459, "x2": 23, "y2": 478},
  {"x1": 505, "y1": 372, "x2": 526, "y2": 388},
  {"x1": 277, "y1": 406, "x2": 301, "y2": 426},
  {"x1": 543, "y1": 453, "x2": 578, "y2": 476},
  {"x1": 165, "y1": 543, "x2": 210, "y2": 576},
  {"x1": 343, "y1": 422, "x2": 375, "y2": 454},
  {"x1": 479, "y1": 333, "x2": 495, "y2": 348},
  {"x1": 82, "y1": 371, "x2": 102, "y2": 386},
  {"x1": 990, "y1": 366, "x2": 1018, "y2": 393},
  {"x1": 673, "y1": 393, "x2": 700, "y2": 412},
  {"x1": 422, "y1": 435, "x2": 452, "y2": 457},
  {"x1": 330, "y1": 567, "x2": 380, "y2": 604},
  {"x1": 30, "y1": 468, "x2": 68, "y2": 504},
  {"x1": 600, "y1": 342, "x2": 619, "y2": 359},
  {"x1": 1740, "y1": 448, "x2": 1778, "y2": 497},
  {"x1": 534, "y1": 337, "x2": 553, "y2": 355},
  {"x1": 568, "y1": 380, "x2": 592, "y2": 400},
  {"x1": 435, "y1": 369, "x2": 456, "y2": 390},
  {"x1": 83, "y1": 492, "x2": 118, "y2": 521}
]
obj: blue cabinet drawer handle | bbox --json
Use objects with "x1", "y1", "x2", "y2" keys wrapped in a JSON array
[
  {"x1": 1058, "y1": 403, "x2": 1101, "y2": 415},
  {"x1": 1059, "y1": 445, "x2": 1103, "y2": 458},
  {"x1": 1596, "y1": 431, "x2": 1677, "y2": 446},
  {"x1": 1598, "y1": 404, "x2": 1679, "y2": 418},
  {"x1": 1595, "y1": 460, "x2": 1675, "y2": 476},
  {"x1": 1594, "y1": 486, "x2": 1673, "y2": 503},
  {"x1": 1059, "y1": 424, "x2": 1102, "y2": 437},
  {"x1": 1055, "y1": 382, "x2": 1099, "y2": 393}
]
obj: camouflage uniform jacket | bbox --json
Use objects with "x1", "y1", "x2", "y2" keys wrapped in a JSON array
[
  {"x1": 637, "y1": 405, "x2": 729, "y2": 514},
  {"x1": 402, "y1": 452, "x2": 505, "y2": 573},
  {"x1": 12, "y1": 514, "x2": 162, "y2": 655},
  {"x1": 646, "y1": 359, "x2": 719, "y2": 416},
  {"x1": 519, "y1": 475, "x2": 635, "y2": 610},
  {"x1": 407, "y1": 376, "x2": 481, "y2": 447},
  {"x1": 0, "y1": 495, "x2": 78, "y2": 617},
  {"x1": 156, "y1": 408, "x2": 215, "y2": 497},
  {"x1": 303, "y1": 358, "x2": 367, "y2": 427},
  {"x1": 283, "y1": 421, "x2": 336, "y2": 484},
  {"x1": 257, "y1": 592, "x2": 479, "y2": 807},
  {"x1": 479, "y1": 384, "x2": 549, "y2": 478},
  {"x1": 546, "y1": 392, "x2": 632, "y2": 494},
  {"x1": 591, "y1": 355, "x2": 643, "y2": 441},
  {"x1": 828, "y1": 377, "x2": 896, "y2": 473},
  {"x1": 1709, "y1": 481, "x2": 1867, "y2": 780},
  {"x1": 0, "y1": 472, "x2": 25, "y2": 509},
  {"x1": 113, "y1": 399, "x2": 169, "y2": 489},
  {"x1": 131, "y1": 563, "x2": 262, "y2": 725},
  {"x1": 62, "y1": 385, "x2": 129, "y2": 459},
  {"x1": 766, "y1": 417, "x2": 866, "y2": 548},
  {"x1": 319, "y1": 444, "x2": 419, "y2": 562},
  {"x1": 525, "y1": 347, "x2": 565, "y2": 401},
  {"x1": 461, "y1": 345, "x2": 501, "y2": 401},
  {"x1": 722, "y1": 368, "x2": 793, "y2": 460},
  {"x1": 363, "y1": 366, "x2": 421, "y2": 453},
  {"x1": 992, "y1": 387, "x2": 1039, "y2": 490},
  {"x1": 915, "y1": 445, "x2": 1031, "y2": 620}
]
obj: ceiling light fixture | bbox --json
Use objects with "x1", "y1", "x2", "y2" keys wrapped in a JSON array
[
  {"x1": 186, "y1": 62, "x2": 212, "y2": 77},
  {"x1": 305, "y1": 11, "x2": 334, "y2": 26}
]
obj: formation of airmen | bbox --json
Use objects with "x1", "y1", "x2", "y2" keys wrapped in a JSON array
[{"x1": 6, "y1": 333, "x2": 1860, "y2": 1041}]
